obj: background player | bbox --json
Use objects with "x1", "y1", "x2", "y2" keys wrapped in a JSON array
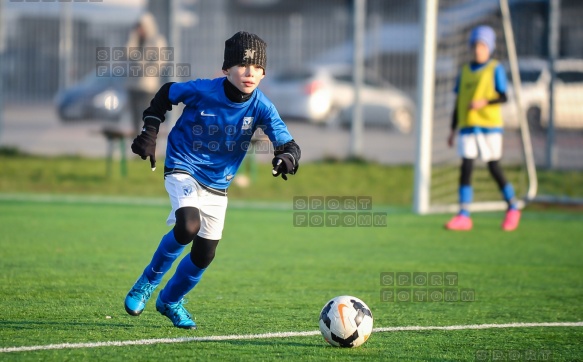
[
  {"x1": 125, "y1": 12, "x2": 167, "y2": 134},
  {"x1": 445, "y1": 25, "x2": 520, "y2": 231},
  {"x1": 124, "y1": 31, "x2": 301, "y2": 329}
]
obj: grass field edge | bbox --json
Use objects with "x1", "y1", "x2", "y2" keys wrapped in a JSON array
[{"x1": 0, "y1": 192, "x2": 407, "y2": 213}]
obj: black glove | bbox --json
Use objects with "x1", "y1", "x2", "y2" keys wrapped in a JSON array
[
  {"x1": 272, "y1": 153, "x2": 298, "y2": 181},
  {"x1": 131, "y1": 118, "x2": 160, "y2": 170}
]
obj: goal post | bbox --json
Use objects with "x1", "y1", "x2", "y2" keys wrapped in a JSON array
[
  {"x1": 499, "y1": 0, "x2": 537, "y2": 201},
  {"x1": 412, "y1": 0, "x2": 438, "y2": 214},
  {"x1": 413, "y1": 0, "x2": 537, "y2": 215}
]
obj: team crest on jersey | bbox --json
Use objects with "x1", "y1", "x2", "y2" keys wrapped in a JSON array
[
  {"x1": 183, "y1": 185, "x2": 193, "y2": 196},
  {"x1": 242, "y1": 117, "x2": 253, "y2": 130}
]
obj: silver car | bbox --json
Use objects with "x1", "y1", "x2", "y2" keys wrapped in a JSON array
[
  {"x1": 259, "y1": 67, "x2": 336, "y2": 124},
  {"x1": 261, "y1": 65, "x2": 416, "y2": 133},
  {"x1": 54, "y1": 73, "x2": 128, "y2": 122},
  {"x1": 503, "y1": 58, "x2": 583, "y2": 131}
]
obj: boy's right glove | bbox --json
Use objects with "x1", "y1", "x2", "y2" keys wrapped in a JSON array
[{"x1": 131, "y1": 118, "x2": 160, "y2": 171}]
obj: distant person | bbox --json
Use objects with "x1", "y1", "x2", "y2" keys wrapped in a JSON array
[
  {"x1": 445, "y1": 25, "x2": 520, "y2": 231},
  {"x1": 124, "y1": 31, "x2": 301, "y2": 329},
  {"x1": 126, "y1": 12, "x2": 167, "y2": 134}
]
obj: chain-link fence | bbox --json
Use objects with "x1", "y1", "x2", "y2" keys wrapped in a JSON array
[{"x1": 0, "y1": 0, "x2": 581, "y2": 200}]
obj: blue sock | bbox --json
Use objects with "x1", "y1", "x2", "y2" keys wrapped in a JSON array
[
  {"x1": 160, "y1": 255, "x2": 205, "y2": 304},
  {"x1": 502, "y1": 183, "x2": 518, "y2": 210},
  {"x1": 143, "y1": 230, "x2": 185, "y2": 285},
  {"x1": 459, "y1": 185, "x2": 473, "y2": 216},
  {"x1": 459, "y1": 209, "x2": 471, "y2": 217}
]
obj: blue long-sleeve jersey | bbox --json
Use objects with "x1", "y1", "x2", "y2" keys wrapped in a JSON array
[{"x1": 164, "y1": 78, "x2": 293, "y2": 189}]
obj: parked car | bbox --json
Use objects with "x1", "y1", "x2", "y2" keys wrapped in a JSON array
[
  {"x1": 260, "y1": 65, "x2": 416, "y2": 133},
  {"x1": 259, "y1": 67, "x2": 335, "y2": 124},
  {"x1": 332, "y1": 69, "x2": 415, "y2": 134},
  {"x1": 502, "y1": 58, "x2": 583, "y2": 131},
  {"x1": 54, "y1": 73, "x2": 128, "y2": 122}
]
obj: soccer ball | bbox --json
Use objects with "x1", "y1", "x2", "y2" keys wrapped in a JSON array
[{"x1": 318, "y1": 295, "x2": 373, "y2": 348}]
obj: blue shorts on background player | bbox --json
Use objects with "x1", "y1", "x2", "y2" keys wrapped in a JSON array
[{"x1": 124, "y1": 31, "x2": 301, "y2": 329}]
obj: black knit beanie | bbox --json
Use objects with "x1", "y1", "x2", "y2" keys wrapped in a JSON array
[{"x1": 222, "y1": 31, "x2": 267, "y2": 72}]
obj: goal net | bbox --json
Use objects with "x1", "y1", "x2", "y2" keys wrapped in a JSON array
[{"x1": 413, "y1": 0, "x2": 537, "y2": 214}]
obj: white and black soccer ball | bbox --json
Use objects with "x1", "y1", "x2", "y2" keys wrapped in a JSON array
[{"x1": 318, "y1": 295, "x2": 373, "y2": 348}]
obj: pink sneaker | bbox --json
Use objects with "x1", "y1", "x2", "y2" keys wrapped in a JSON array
[
  {"x1": 502, "y1": 209, "x2": 521, "y2": 231},
  {"x1": 445, "y1": 215, "x2": 473, "y2": 231}
]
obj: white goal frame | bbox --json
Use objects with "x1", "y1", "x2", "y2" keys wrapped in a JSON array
[{"x1": 413, "y1": 0, "x2": 538, "y2": 214}]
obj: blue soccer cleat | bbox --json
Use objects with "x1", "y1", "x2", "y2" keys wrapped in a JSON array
[
  {"x1": 155, "y1": 293, "x2": 197, "y2": 329},
  {"x1": 124, "y1": 274, "x2": 159, "y2": 316}
]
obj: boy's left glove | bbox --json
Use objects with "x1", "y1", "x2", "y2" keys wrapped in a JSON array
[{"x1": 272, "y1": 153, "x2": 298, "y2": 181}]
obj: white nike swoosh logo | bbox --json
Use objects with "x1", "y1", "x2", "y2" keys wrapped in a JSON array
[{"x1": 201, "y1": 111, "x2": 216, "y2": 116}]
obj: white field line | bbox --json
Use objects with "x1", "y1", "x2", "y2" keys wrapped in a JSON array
[{"x1": 1, "y1": 322, "x2": 582, "y2": 353}]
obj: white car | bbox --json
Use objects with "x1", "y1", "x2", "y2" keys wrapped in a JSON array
[
  {"x1": 503, "y1": 58, "x2": 583, "y2": 130},
  {"x1": 260, "y1": 65, "x2": 416, "y2": 133},
  {"x1": 259, "y1": 67, "x2": 335, "y2": 124}
]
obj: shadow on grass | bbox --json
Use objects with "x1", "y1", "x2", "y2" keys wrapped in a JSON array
[
  {"x1": 0, "y1": 320, "x2": 133, "y2": 330},
  {"x1": 194, "y1": 338, "x2": 322, "y2": 348}
]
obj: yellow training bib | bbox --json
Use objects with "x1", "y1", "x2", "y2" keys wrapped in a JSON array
[{"x1": 456, "y1": 60, "x2": 502, "y2": 128}]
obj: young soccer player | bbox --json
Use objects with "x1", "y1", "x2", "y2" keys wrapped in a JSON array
[
  {"x1": 124, "y1": 31, "x2": 301, "y2": 329},
  {"x1": 445, "y1": 25, "x2": 520, "y2": 231}
]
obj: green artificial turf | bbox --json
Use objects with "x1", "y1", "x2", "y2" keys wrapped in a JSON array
[{"x1": 0, "y1": 200, "x2": 581, "y2": 361}]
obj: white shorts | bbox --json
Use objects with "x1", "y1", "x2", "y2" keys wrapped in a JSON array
[
  {"x1": 164, "y1": 173, "x2": 228, "y2": 240},
  {"x1": 457, "y1": 132, "x2": 502, "y2": 162}
]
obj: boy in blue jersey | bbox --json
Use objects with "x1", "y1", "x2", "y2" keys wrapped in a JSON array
[
  {"x1": 124, "y1": 31, "x2": 300, "y2": 329},
  {"x1": 445, "y1": 25, "x2": 520, "y2": 231}
]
